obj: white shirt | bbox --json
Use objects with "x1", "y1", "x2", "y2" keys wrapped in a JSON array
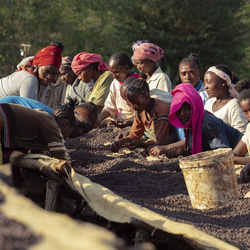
[
  {"x1": 147, "y1": 67, "x2": 172, "y2": 92},
  {"x1": 0, "y1": 70, "x2": 38, "y2": 100},
  {"x1": 242, "y1": 123, "x2": 250, "y2": 154},
  {"x1": 205, "y1": 97, "x2": 247, "y2": 134},
  {"x1": 103, "y1": 78, "x2": 134, "y2": 121}
]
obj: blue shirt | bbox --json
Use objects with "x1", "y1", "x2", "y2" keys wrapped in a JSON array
[{"x1": 0, "y1": 96, "x2": 53, "y2": 115}]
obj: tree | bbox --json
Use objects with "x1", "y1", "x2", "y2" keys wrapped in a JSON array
[{"x1": 0, "y1": 0, "x2": 249, "y2": 84}]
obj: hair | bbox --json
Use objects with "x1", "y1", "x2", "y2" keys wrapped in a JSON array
[
  {"x1": 76, "y1": 102, "x2": 98, "y2": 119},
  {"x1": 238, "y1": 89, "x2": 250, "y2": 102},
  {"x1": 52, "y1": 104, "x2": 75, "y2": 126},
  {"x1": 109, "y1": 52, "x2": 133, "y2": 69},
  {"x1": 121, "y1": 77, "x2": 138, "y2": 92},
  {"x1": 232, "y1": 76, "x2": 239, "y2": 85},
  {"x1": 49, "y1": 41, "x2": 64, "y2": 51},
  {"x1": 126, "y1": 78, "x2": 150, "y2": 98},
  {"x1": 88, "y1": 62, "x2": 99, "y2": 71},
  {"x1": 179, "y1": 53, "x2": 202, "y2": 70},
  {"x1": 139, "y1": 73, "x2": 147, "y2": 80},
  {"x1": 214, "y1": 64, "x2": 233, "y2": 81},
  {"x1": 235, "y1": 78, "x2": 250, "y2": 93}
]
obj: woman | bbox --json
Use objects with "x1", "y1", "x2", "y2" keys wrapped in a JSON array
[
  {"x1": 71, "y1": 52, "x2": 113, "y2": 113},
  {"x1": 176, "y1": 53, "x2": 208, "y2": 140},
  {"x1": 43, "y1": 56, "x2": 77, "y2": 109},
  {"x1": 111, "y1": 78, "x2": 177, "y2": 152},
  {"x1": 179, "y1": 53, "x2": 207, "y2": 104},
  {"x1": 0, "y1": 45, "x2": 62, "y2": 101},
  {"x1": 132, "y1": 40, "x2": 172, "y2": 93},
  {"x1": 150, "y1": 83, "x2": 242, "y2": 158},
  {"x1": 0, "y1": 96, "x2": 98, "y2": 132},
  {"x1": 97, "y1": 52, "x2": 139, "y2": 127},
  {"x1": 0, "y1": 103, "x2": 98, "y2": 165},
  {"x1": 204, "y1": 64, "x2": 247, "y2": 134},
  {"x1": 59, "y1": 56, "x2": 77, "y2": 86}
]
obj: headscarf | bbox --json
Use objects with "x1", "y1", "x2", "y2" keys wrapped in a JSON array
[
  {"x1": 16, "y1": 56, "x2": 34, "y2": 71},
  {"x1": 61, "y1": 56, "x2": 73, "y2": 68},
  {"x1": 206, "y1": 66, "x2": 238, "y2": 98},
  {"x1": 71, "y1": 52, "x2": 108, "y2": 74},
  {"x1": 29, "y1": 45, "x2": 62, "y2": 69},
  {"x1": 169, "y1": 83, "x2": 204, "y2": 154},
  {"x1": 132, "y1": 41, "x2": 164, "y2": 62}
]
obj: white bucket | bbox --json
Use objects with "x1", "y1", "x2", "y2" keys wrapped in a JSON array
[{"x1": 179, "y1": 148, "x2": 239, "y2": 209}]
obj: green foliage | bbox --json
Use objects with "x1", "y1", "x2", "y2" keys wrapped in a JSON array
[{"x1": 0, "y1": 0, "x2": 249, "y2": 85}]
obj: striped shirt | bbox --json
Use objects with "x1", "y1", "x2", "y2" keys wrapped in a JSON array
[{"x1": 0, "y1": 103, "x2": 71, "y2": 163}]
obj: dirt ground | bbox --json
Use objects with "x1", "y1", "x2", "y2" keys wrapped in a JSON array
[{"x1": 65, "y1": 124, "x2": 250, "y2": 250}]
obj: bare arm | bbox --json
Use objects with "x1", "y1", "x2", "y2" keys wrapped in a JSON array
[
  {"x1": 148, "y1": 139, "x2": 185, "y2": 156},
  {"x1": 97, "y1": 109, "x2": 111, "y2": 126},
  {"x1": 233, "y1": 140, "x2": 249, "y2": 164}
]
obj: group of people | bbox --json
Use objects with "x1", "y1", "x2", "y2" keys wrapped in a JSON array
[{"x1": 0, "y1": 40, "x2": 250, "y2": 184}]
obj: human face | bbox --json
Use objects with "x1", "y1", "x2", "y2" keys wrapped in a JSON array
[
  {"x1": 239, "y1": 98, "x2": 250, "y2": 121},
  {"x1": 133, "y1": 59, "x2": 155, "y2": 75},
  {"x1": 59, "y1": 110, "x2": 95, "y2": 139},
  {"x1": 179, "y1": 62, "x2": 202, "y2": 87},
  {"x1": 177, "y1": 102, "x2": 191, "y2": 125},
  {"x1": 38, "y1": 65, "x2": 59, "y2": 87},
  {"x1": 59, "y1": 67, "x2": 77, "y2": 85},
  {"x1": 126, "y1": 91, "x2": 148, "y2": 113},
  {"x1": 76, "y1": 66, "x2": 93, "y2": 83},
  {"x1": 72, "y1": 110, "x2": 95, "y2": 136},
  {"x1": 109, "y1": 60, "x2": 129, "y2": 82},
  {"x1": 204, "y1": 71, "x2": 224, "y2": 98}
]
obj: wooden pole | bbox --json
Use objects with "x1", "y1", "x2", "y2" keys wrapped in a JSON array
[{"x1": 45, "y1": 180, "x2": 61, "y2": 211}]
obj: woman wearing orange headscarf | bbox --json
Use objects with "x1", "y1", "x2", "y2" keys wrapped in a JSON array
[{"x1": 0, "y1": 45, "x2": 62, "y2": 101}]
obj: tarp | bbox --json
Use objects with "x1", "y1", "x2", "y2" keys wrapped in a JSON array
[
  {"x1": 8, "y1": 153, "x2": 243, "y2": 250},
  {"x1": 71, "y1": 169, "x2": 239, "y2": 250},
  {"x1": 0, "y1": 178, "x2": 123, "y2": 250}
]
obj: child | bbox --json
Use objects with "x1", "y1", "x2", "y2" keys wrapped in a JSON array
[
  {"x1": 150, "y1": 83, "x2": 242, "y2": 158},
  {"x1": 132, "y1": 40, "x2": 172, "y2": 93},
  {"x1": 111, "y1": 78, "x2": 177, "y2": 152},
  {"x1": 97, "y1": 52, "x2": 139, "y2": 127}
]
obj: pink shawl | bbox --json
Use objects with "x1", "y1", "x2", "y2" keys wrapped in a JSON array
[{"x1": 169, "y1": 83, "x2": 204, "y2": 154}]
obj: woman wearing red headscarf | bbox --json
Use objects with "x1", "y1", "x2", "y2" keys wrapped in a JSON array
[
  {"x1": 71, "y1": 52, "x2": 113, "y2": 113},
  {"x1": 132, "y1": 40, "x2": 172, "y2": 93},
  {"x1": 0, "y1": 45, "x2": 62, "y2": 101}
]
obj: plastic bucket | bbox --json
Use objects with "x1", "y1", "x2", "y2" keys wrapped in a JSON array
[{"x1": 179, "y1": 148, "x2": 239, "y2": 209}]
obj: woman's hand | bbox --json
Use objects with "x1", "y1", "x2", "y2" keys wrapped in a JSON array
[
  {"x1": 149, "y1": 145, "x2": 168, "y2": 156},
  {"x1": 111, "y1": 141, "x2": 122, "y2": 152},
  {"x1": 165, "y1": 147, "x2": 184, "y2": 158},
  {"x1": 240, "y1": 163, "x2": 250, "y2": 182},
  {"x1": 116, "y1": 119, "x2": 133, "y2": 128},
  {"x1": 108, "y1": 119, "x2": 133, "y2": 128},
  {"x1": 125, "y1": 141, "x2": 142, "y2": 150}
]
